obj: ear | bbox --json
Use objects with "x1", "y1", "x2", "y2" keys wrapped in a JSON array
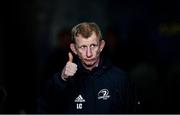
[
  {"x1": 70, "y1": 43, "x2": 77, "y2": 55},
  {"x1": 100, "y1": 40, "x2": 105, "y2": 52}
]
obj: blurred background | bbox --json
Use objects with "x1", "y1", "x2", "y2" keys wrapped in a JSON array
[{"x1": 1, "y1": 0, "x2": 180, "y2": 113}]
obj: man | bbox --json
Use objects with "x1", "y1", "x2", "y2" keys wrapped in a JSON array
[{"x1": 37, "y1": 22, "x2": 137, "y2": 113}]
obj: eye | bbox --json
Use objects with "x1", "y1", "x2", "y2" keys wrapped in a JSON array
[
  {"x1": 79, "y1": 46, "x2": 86, "y2": 49},
  {"x1": 90, "y1": 44, "x2": 97, "y2": 48}
]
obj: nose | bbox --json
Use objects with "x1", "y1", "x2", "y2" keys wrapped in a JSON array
[{"x1": 86, "y1": 47, "x2": 93, "y2": 58}]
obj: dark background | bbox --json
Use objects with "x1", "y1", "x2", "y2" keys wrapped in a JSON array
[{"x1": 1, "y1": 0, "x2": 180, "y2": 113}]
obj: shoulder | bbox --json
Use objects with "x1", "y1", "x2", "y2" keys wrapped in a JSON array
[
  {"x1": 101, "y1": 57, "x2": 128, "y2": 80},
  {"x1": 100, "y1": 65, "x2": 129, "y2": 87},
  {"x1": 108, "y1": 66, "x2": 127, "y2": 79}
]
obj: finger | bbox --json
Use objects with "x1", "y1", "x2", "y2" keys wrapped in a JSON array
[
  {"x1": 65, "y1": 70, "x2": 76, "y2": 76},
  {"x1": 66, "y1": 65, "x2": 77, "y2": 73},
  {"x1": 68, "y1": 52, "x2": 73, "y2": 62},
  {"x1": 66, "y1": 62, "x2": 77, "y2": 69}
]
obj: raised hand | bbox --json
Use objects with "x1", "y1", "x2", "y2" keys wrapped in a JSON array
[{"x1": 61, "y1": 52, "x2": 78, "y2": 81}]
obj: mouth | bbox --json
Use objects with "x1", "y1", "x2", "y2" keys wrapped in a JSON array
[{"x1": 84, "y1": 59, "x2": 95, "y2": 62}]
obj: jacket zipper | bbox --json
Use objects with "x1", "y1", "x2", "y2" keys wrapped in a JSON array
[{"x1": 92, "y1": 77, "x2": 96, "y2": 113}]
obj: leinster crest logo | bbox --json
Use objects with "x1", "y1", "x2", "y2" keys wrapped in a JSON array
[{"x1": 97, "y1": 89, "x2": 110, "y2": 100}]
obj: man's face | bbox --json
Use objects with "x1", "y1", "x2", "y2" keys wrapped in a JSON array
[{"x1": 70, "y1": 32, "x2": 105, "y2": 70}]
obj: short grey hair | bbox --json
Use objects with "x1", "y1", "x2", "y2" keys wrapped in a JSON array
[{"x1": 71, "y1": 22, "x2": 102, "y2": 43}]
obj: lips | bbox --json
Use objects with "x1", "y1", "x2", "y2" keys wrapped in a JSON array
[{"x1": 84, "y1": 59, "x2": 95, "y2": 62}]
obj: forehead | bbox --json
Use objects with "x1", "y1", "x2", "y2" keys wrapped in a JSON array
[{"x1": 75, "y1": 32, "x2": 99, "y2": 45}]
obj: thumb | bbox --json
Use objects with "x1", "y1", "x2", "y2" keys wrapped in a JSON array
[{"x1": 68, "y1": 52, "x2": 73, "y2": 62}]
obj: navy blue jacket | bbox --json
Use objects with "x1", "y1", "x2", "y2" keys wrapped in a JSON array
[{"x1": 37, "y1": 57, "x2": 137, "y2": 113}]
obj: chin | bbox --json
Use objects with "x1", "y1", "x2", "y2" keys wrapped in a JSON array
[
  {"x1": 84, "y1": 62, "x2": 93, "y2": 66},
  {"x1": 84, "y1": 61, "x2": 96, "y2": 67}
]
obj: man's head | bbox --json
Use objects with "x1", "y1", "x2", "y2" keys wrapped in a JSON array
[{"x1": 70, "y1": 22, "x2": 105, "y2": 70}]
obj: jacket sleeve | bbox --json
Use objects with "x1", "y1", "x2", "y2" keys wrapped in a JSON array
[
  {"x1": 37, "y1": 72, "x2": 68, "y2": 113},
  {"x1": 114, "y1": 70, "x2": 140, "y2": 113},
  {"x1": 125, "y1": 79, "x2": 141, "y2": 113}
]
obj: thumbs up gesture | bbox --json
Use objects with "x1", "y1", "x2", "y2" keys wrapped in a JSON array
[{"x1": 61, "y1": 52, "x2": 78, "y2": 81}]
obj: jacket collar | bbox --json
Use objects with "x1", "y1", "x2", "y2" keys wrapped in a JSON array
[{"x1": 74, "y1": 55, "x2": 112, "y2": 78}]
